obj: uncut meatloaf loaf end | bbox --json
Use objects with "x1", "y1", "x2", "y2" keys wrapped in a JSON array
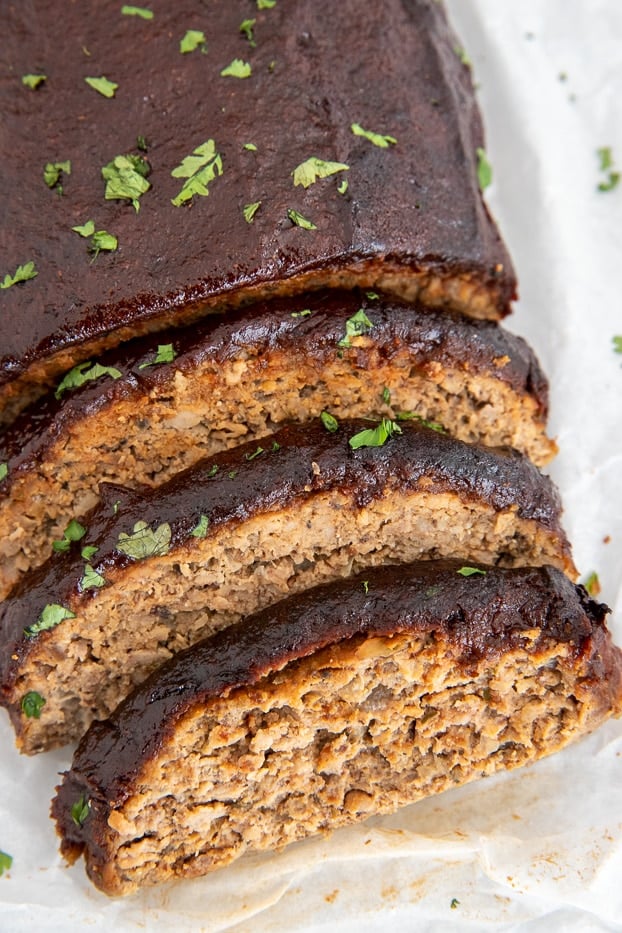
[
  {"x1": 0, "y1": 418, "x2": 574, "y2": 754},
  {"x1": 51, "y1": 560, "x2": 622, "y2": 896},
  {"x1": 1, "y1": 0, "x2": 515, "y2": 421},
  {"x1": 0, "y1": 290, "x2": 556, "y2": 599}
]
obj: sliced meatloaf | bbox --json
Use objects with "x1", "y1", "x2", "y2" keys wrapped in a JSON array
[
  {"x1": 0, "y1": 418, "x2": 574, "y2": 754},
  {"x1": 1, "y1": 0, "x2": 515, "y2": 421},
  {"x1": 0, "y1": 291, "x2": 556, "y2": 600},
  {"x1": 51, "y1": 560, "x2": 622, "y2": 896}
]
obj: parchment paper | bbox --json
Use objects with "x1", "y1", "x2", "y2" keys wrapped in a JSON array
[{"x1": 1, "y1": 2, "x2": 621, "y2": 929}]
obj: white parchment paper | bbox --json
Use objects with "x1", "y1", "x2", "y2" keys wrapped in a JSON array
[{"x1": 1, "y1": 2, "x2": 621, "y2": 930}]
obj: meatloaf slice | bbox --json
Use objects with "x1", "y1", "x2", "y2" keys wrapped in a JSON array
[
  {"x1": 1, "y1": 0, "x2": 515, "y2": 421},
  {"x1": 51, "y1": 560, "x2": 622, "y2": 897},
  {"x1": 0, "y1": 418, "x2": 573, "y2": 754},
  {"x1": 0, "y1": 291, "x2": 556, "y2": 600}
]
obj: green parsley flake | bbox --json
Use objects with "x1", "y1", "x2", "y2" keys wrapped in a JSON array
[
  {"x1": 138, "y1": 343, "x2": 177, "y2": 369},
  {"x1": 243, "y1": 201, "x2": 261, "y2": 223},
  {"x1": 349, "y1": 418, "x2": 402, "y2": 450},
  {"x1": 338, "y1": 308, "x2": 374, "y2": 348},
  {"x1": 206, "y1": 465, "x2": 219, "y2": 478},
  {"x1": 240, "y1": 18, "x2": 256, "y2": 46},
  {"x1": 613, "y1": 335, "x2": 622, "y2": 357},
  {"x1": 116, "y1": 520, "x2": 172, "y2": 560},
  {"x1": 180, "y1": 30, "x2": 206, "y2": 54},
  {"x1": 257, "y1": 0, "x2": 276, "y2": 7},
  {"x1": 102, "y1": 153, "x2": 151, "y2": 211},
  {"x1": 476, "y1": 147, "x2": 493, "y2": 190},
  {"x1": 596, "y1": 147, "x2": 620, "y2": 192},
  {"x1": 454, "y1": 45, "x2": 471, "y2": 66},
  {"x1": 85, "y1": 76, "x2": 118, "y2": 98},
  {"x1": 245, "y1": 446, "x2": 264, "y2": 461},
  {"x1": 221, "y1": 59, "x2": 252, "y2": 78},
  {"x1": 121, "y1": 5, "x2": 154, "y2": 19},
  {"x1": 0, "y1": 261, "x2": 38, "y2": 290},
  {"x1": 337, "y1": 179, "x2": 349, "y2": 195},
  {"x1": 243, "y1": 142, "x2": 258, "y2": 151},
  {"x1": 287, "y1": 208, "x2": 316, "y2": 230},
  {"x1": 366, "y1": 291, "x2": 379, "y2": 300},
  {"x1": 450, "y1": 898, "x2": 460, "y2": 909},
  {"x1": 292, "y1": 157, "x2": 350, "y2": 189},
  {"x1": 350, "y1": 122, "x2": 397, "y2": 148},
  {"x1": 21, "y1": 691, "x2": 46, "y2": 719},
  {"x1": 291, "y1": 309, "x2": 312, "y2": 318},
  {"x1": 382, "y1": 386, "x2": 391, "y2": 404},
  {"x1": 44, "y1": 160, "x2": 71, "y2": 193},
  {"x1": 55, "y1": 361, "x2": 123, "y2": 399},
  {"x1": 321, "y1": 411, "x2": 339, "y2": 433},
  {"x1": 0, "y1": 851, "x2": 12, "y2": 877},
  {"x1": 90, "y1": 230, "x2": 118, "y2": 257},
  {"x1": 80, "y1": 564, "x2": 106, "y2": 589},
  {"x1": 71, "y1": 795, "x2": 90, "y2": 827},
  {"x1": 24, "y1": 604, "x2": 76, "y2": 638},
  {"x1": 22, "y1": 74, "x2": 47, "y2": 90},
  {"x1": 457, "y1": 566, "x2": 486, "y2": 577},
  {"x1": 52, "y1": 519, "x2": 87, "y2": 553},
  {"x1": 0, "y1": 463, "x2": 7, "y2": 482},
  {"x1": 137, "y1": 134, "x2": 148, "y2": 151},
  {"x1": 582, "y1": 571, "x2": 600, "y2": 597},
  {"x1": 191, "y1": 514, "x2": 210, "y2": 538},
  {"x1": 72, "y1": 220, "x2": 96, "y2": 238},
  {"x1": 171, "y1": 139, "x2": 223, "y2": 207},
  {"x1": 81, "y1": 545, "x2": 99, "y2": 560},
  {"x1": 395, "y1": 411, "x2": 446, "y2": 433}
]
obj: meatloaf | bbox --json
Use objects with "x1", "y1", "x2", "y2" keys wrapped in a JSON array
[
  {"x1": 0, "y1": 291, "x2": 556, "y2": 600},
  {"x1": 51, "y1": 560, "x2": 622, "y2": 896},
  {"x1": 1, "y1": 0, "x2": 515, "y2": 421},
  {"x1": 0, "y1": 418, "x2": 574, "y2": 754}
]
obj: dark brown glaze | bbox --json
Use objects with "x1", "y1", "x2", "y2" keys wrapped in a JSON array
[
  {"x1": 0, "y1": 290, "x2": 548, "y2": 485},
  {"x1": 0, "y1": 0, "x2": 515, "y2": 407},
  {"x1": 0, "y1": 417, "x2": 572, "y2": 696},
  {"x1": 51, "y1": 560, "x2": 618, "y2": 857}
]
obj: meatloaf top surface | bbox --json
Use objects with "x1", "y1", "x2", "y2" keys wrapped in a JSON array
[{"x1": 0, "y1": 0, "x2": 515, "y2": 400}]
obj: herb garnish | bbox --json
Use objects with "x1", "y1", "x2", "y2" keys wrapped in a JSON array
[
  {"x1": 582, "y1": 571, "x2": 601, "y2": 597},
  {"x1": 81, "y1": 545, "x2": 99, "y2": 561},
  {"x1": 21, "y1": 691, "x2": 46, "y2": 719},
  {"x1": 395, "y1": 411, "x2": 446, "y2": 433},
  {"x1": 454, "y1": 44, "x2": 471, "y2": 66},
  {"x1": 450, "y1": 898, "x2": 460, "y2": 909},
  {"x1": 44, "y1": 160, "x2": 71, "y2": 193},
  {"x1": 24, "y1": 604, "x2": 76, "y2": 638},
  {"x1": 257, "y1": 0, "x2": 276, "y2": 7},
  {"x1": 243, "y1": 142, "x2": 258, "y2": 151},
  {"x1": 71, "y1": 795, "x2": 90, "y2": 828},
  {"x1": 349, "y1": 418, "x2": 402, "y2": 450},
  {"x1": 121, "y1": 5, "x2": 154, "y2": 19},
  {"x1": 291, "y1": 309, "x2": 312, "y2": 318},
  {"x1": 0, "y1": 463, "x2": 7, "y2": 482},
  {"x1": 245, "y1": 446, "x2": 264, "y2": 461},
  {"x1": 180, "y1": 30, "x2": 206, "y2": 54},
  {"x1": 338, "y1": 308, "x2": 374, "y2": 348},
  {"x1": 22, "y1": 74, "x2": 47, "y2": 90},
  {"x1": 0, "y1": 261, "x2": 38, "y2": 290},
  {"x1": 52, "y1": 519, "x2": 86, "y2": 553},
  {"x1": 243, "y1": 201, "x2": 262, "y2": 223},
  {"x1": 366, "y1": 291, "x2": 379, "y2": 300},
  {"x1": 0, "y1": 851, "x2": 12, "y2": 876},
  {"x1": 457, "y1": 566, "x2": 486, "y2": 577},
  {"x1": 138, "y1": 343, "x2": 177, "y2": 369},
  {"x1": 85, "y1": 76, "x2": 118, "y2": 98},
  {"x1": 55, "y1": 361, "x2": 122, "y2": 399},
  {"x1": 73, "y1": 222, "x2": 118, "y2": 258},
  {"x1": 191, "y1": 514, "x2": 210, "y2": 538},
  {"x1": 102, "y1": 153, "x2": 151, "y2": 211},
  {"x1": 362, "y1": 580, "x2": 369, "y2": 594},
  {"x1": 596, "y1": 147, "x2": 620, "y2": 192},
  {"x1": 171, "y1": 139, "x2": 223, "y2": 206},
  {"x1": 321, "y1": 411, "x2": 339, "y2": 433},
  {"x1": 476, "y1": 148, "x2": 492, "y2": 190},
  {"x1": 80, "y1": 564, "x2": 106, "y2": 589},
  {"x1": 337, "y1": 179, "x2": 348, "y2": 195},
  {"x1": 221, "y1": 59, "x2": 252, "y2": 78},
  {"x1": 117, "y1": 521, "x2": 172, "y2": 560},
  {"x1": 382, "y1": 387, "x2": 391, "y2": 404},
  {"x1": 240, "y1": 18, "x2": 256, "y2": 46},
  {"x1": 287, "y1": 208, "x2": 317, "y2": 230},
  {"x1": 350, "y1": 123, "x2": 397, "y2": 148},
  {"x1": 292, "y1": 157, "x2": 350, "y2": 189},
  {"x1": 206, "y1": 465, "x2": 219, "y2": 478}
]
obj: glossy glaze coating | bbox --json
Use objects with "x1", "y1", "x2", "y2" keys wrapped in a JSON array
[{"x1": 1, "y1": 0, "x2": 515, "y2": 400}]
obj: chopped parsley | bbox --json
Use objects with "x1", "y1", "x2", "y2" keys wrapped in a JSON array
[
  {"x1": 450, "y1": 898, "x2": 460, "y2": 909},
  {"x1": 24, "y1": 604, "x2": 76, "y2": 638},
  {"x1": 362, "y1": 580, "x2": 369, "y2": 594},
  {"x1": 337, "y1": 179, "x2": 349, "y2": 195},
  {"x1": 292, "y1": 157, "x2": 350, "y2": 189},
  {"x1": 613, "y1": 335, "x2": 622, "y2": 359},
  {"x1": 81, "y1": 545, "x2": 99, "y2": 560},
  {"x1": 180, "y1": 29, "x2": 206, "y2": 54},
  {"x1": 102, "y1": 153, "x2": 151, "y2": 211},
  {"x1": 171, "y1": 139, "x2": 223, "y2": 207},
  {"x1": 395, "y1": 411, "x2": 446, "y2": 433},
  {"x1": 138, "y1": 343, "x2": 177, "y2": 369},
  {"x1": 350, "y1": 122, "x2": 397, "y2": 148},
  {"x1": 21, "y1": 691, "x2": 46, "y2": 719},
  {"x1": 257, "y1": 0, "x2": 276, "y2": 7},
  {"x1": 454, "y1": 45, "x2": 471, "y2": 66},
  {"x1": 22, "y1": 74, "x2": 47, "y2": 90},
  {"x1": 121, "y1": 5, "x2": 154, "y2": 19},
  {"x1": 55, "y1": 361, "x2": 122, "y2": 399},
  {"x1": 52, "y1": 519, "x2": 87, "y2": 552},
  {"x1": 240, "y1": 18, "x2": 256, "y2": 46},
  {"x1": 287, "y1": 208, "x2": 317, "y2": 230},
  {"x1": 44, "y1": 160, "x2": 71, "y2": 193},
  {"x1": 90, "y1": 230, "x2": 118, "y2": 258},
  {"x1": 72, "y1": 220, "x2": 96, "y2": 237},
  {"x1": 206, "y1": 464, "x2": 219, "y2": 478},
  {"x1": 245, "y1": 446, "x2": 264, "y2": 461},
  {"x1": 0, "y1": 261, "x2": 38, "y2": 290},
  {"x1": 0, "y1": 463, "x2": 7, "y2": 482},
  {"x1": 382, "y1": 387, "x2": 391, "y2": 404},
  {"x1": 71, "y1": 794, "x2": 90, "y2": 828},
  {"x1": 243, "y1": 201, "x2": 262, "y2": 223},
  {"x1": 136, "y1": 134, "x2": 148, "y2": 151},
  {"x1": 366, "y1": 291, "x2": 379, "y2": 300},
  {"x1": 597, "y1": 147, "x2": 620, "y2": 192},
  {"x1": 338, "y1": 308, "x2": 374, "y2": 348},
  {"x1": 243, "y1": 142, "x2": 258, "y2": 151},
  {"x1": 457, "y1": 566, "x2": 486, "y2": 577},
  {"x1": 85, "y1": 75, "x2": 118, "y2": 98},
  {"x1": 0, "y1": 851, "x2": 12, "y2": 876},
  {"x1": 582, "y1": 571, "x2": 600, "y2": 597},
  {"x1": 349, "y1": 418, "x2": 402, "y2": 450},
  {"x1": 190, "y1": 514, "x2": 210, "y2": 538},
  {"x1": 321, "y1": 411, "x2": 339, "y2": 433},
  {"x1": 221, "y1": 59, "x2": 252, "y2": 78},
  {"x1": 116, "y1": 520, "x2": 172, "y2": 560},
  {"x1": 291, "y1": 308, "x2": 312, "y2": 318},
  {"x1": 80, "y1": 564, "x2": 106, "y2": 589},
  {"x1": 476, "y1": 148, "x2": 493, "y2": 190}
]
